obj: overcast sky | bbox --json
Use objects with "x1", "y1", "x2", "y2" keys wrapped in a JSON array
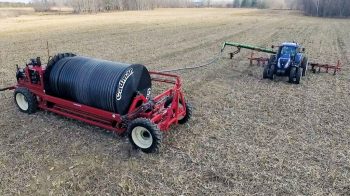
[
  {"x1": 0, "y1": 0, "x2": 30, "y2": 3},
  {"x1": 0, "y1": 0, "x2": 253, "y2": 4}
]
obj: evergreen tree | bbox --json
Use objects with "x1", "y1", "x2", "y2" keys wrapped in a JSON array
[
  {"x1": 240, "y1": 0, "x2": 251, "y2": 7},
  {"x1": 233, "y1": 0, "x2": 240, "y2": 8},
  {"x1": 251, "y1": 0, "x2": 257, "y2": 7}
]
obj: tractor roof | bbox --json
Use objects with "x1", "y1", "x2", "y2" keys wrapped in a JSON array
[{"x1": 282, "y1": 42, "x2": 300, "y2": 48}]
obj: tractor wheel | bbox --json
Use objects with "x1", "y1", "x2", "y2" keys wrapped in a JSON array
[
  {"x1": 14, "y1": 87, "x2": 37, "y2": 114},
  {"x1": 128, "y1": 118, "x2": 162, "y2": 153},
  {"x1": 289, "y1": 67, "x2": 302, "y2": 84},
  {"x1": 295, "y1": 67, "x2": 302, "y2": 84},
  {"x1": 301, "y1": 56, "x2": 308, "y2": 77},
  {"x1": 164, "y1": 97, "x2": 192, "y2": 124},
  {"x1": 267, "y1": 64, "x2": 275, "y2": 80},
  {"x1": 263, "y1": 65, "x2": 269, "y2": 79},
  {"x1": 269, "y1": 55, "x2": 277, "y2": 64},
  {"x1": 263, "y1": 55, "x2": 276, "y2": 79},
  {"x1": 289, "y1": 67, "x2": 297, "y2": 83}
]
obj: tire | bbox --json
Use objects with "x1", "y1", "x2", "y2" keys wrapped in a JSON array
[
  {"x1": 269, "y1": 55, "x2": 276, "y2": 64},
  {"x1": 289, "y1": 67, "x2": 296, "y2": 83},
  {"x1": 128, "y1": 118, "x2": 162, "y2": 153},
  {"x1": 295, "y1": 67, "x2": 302, "y2": 84},
  {"x1": 14, "y1": 87, "x2": 37, "y2": 114},
  {"x1": 289, "y1": 67, "x2": 302, "y2": 84},
  {"x1": 263, "y1": 55, "x2": 276, "y2": 79},
  {"x1": 178, "y1": 102, "x2": 193, "y2": 124},
  {"x1": 164, "y1": 97, "x2": 192, "y2": 124},
  {"x1": 301, "y1": 56, "x2": 308, "y2": 77},
  {"x1": 268, "y1": 64, "x2": 275, "y2": 80},
  {"x1": 263, "y1": 65, "x2": 269, "y2": 79}
]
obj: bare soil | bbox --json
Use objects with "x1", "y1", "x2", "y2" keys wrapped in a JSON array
[{"x1": 0, "y1": 8, "x2": 349, "y2": 195}]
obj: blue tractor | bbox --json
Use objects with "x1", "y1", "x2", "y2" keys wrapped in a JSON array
[
  {"x1": 221, "y1": 41, "x2": 309, "y2": 84},
  {"x1": 263, "y1": 42, "x2": 308, "y2": 84}
]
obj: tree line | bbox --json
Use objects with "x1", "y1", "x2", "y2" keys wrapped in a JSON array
[
  {"x1": 31, "y1": 0, "x2": 350, "y2": 17},
  {"x1": 0, "y1": 2, "x2": 30, "y2": 7},
  {"x1": 32, "y1": 0, "x2": 285, "y2": 12},
  {"x1": 295, "y1": 0, "x2": 350, "y2": 17},
  {"x1": 32, "y1": 0, "x2": 193, "y2": 12}
]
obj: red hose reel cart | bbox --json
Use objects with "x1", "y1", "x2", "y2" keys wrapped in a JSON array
[{"x1": 1, "y1": 56, "x2": 192, "y2": 153}]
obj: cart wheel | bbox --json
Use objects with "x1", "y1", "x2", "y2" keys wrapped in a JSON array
[
  {"x1": 128, "y1": 118, "x2": 162, "y2": 153},
  {"x1": 14, "y1": 87, "x2": 37, "y2": 114},
  {"x1": 164, "y1": 97, "x2": 192, "y2": 124},
  {"x1": 178, "y1": 102, "x2": 193, "y2": 124}
]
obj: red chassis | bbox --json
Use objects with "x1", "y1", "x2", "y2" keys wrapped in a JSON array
[{"x1": 2, "y1": 63, "x2": 191, "y2": 152}]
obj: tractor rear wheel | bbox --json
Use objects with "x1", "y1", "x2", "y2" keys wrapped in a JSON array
[
  {"x1": 14, "y1": 87, "x2": 37, "y2": 114},
  {"x1": 295, "y1": 67, "x2": 302, "y2": 84},
  {"x1": 289, "y1": 67, "x2": 296, "y2": 83},
  {"x1": 269, "y1": 55, "x2": 277, "y2": 64},
  {"x1": 267, "y1": 64, "x2": 275, "y2": 80},
  {"x1": 128, "y1": 118, "x2": 162, "y2": 153},
  {"x1": 263, "y1": 65, "x2": 269, "y2": 79}
]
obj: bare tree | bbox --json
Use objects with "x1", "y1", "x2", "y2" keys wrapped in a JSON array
[
  {"x1": 32, "y1": 0, "x2": 53, "y2": 11},
  {"x1": 298, "y1": 0, "x2": 350, "y2": 17},
  {"x1": 33, "y1": 0, "x2": 349, "y2": 16}
]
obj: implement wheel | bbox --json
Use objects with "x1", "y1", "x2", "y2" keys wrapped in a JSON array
[
  {"x1": 128, "y1": 118, "x2": 162, "y2": 153},
  {"x1": 14, "y1": 87, "x2": 37, "y2": 114}
]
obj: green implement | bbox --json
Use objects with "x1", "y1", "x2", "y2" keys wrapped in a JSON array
[{"x1": 221, "y1": 42, "x2": 277, "y2": 54}]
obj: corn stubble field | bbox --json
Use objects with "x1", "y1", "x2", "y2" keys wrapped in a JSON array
[{"x1": 0, "y1": 8, "x2": 349, "y2": 195}]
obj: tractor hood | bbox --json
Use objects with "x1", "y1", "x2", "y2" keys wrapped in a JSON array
[{"x1": 277, "y1": 54, "x2": 291, "y2": 69}]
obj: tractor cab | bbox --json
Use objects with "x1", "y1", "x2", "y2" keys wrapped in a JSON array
[{"x1": 276, "y1": 43, "x2": 301, "y2": 71}]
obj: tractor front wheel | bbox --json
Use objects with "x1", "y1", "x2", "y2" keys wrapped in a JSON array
[
  {"x1": 128, "y1": 118, "x2": 162, "y2": 153},
  {"x1": 289, "y1": 67, "x2": 302, "y2": 84}
]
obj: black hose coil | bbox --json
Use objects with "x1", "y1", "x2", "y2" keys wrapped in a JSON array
[{"x1": 45, "y1": 53, "x2": 152, "y2": 115}]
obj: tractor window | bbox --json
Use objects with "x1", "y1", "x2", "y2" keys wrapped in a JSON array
[{"x1": 280, "y1": 46, "x2": 296, "y2": 56}]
